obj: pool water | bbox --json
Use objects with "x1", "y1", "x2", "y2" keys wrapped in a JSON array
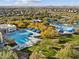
[{"x1": 7, "y1": 29, "x2": 33, "y2": 45}]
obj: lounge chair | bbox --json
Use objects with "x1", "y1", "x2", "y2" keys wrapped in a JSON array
[
  {"x1": 11, "y1": 39, "x2": 33, "y2": 50},
  {"x1": 28, "y1": 37, "x2": 41, "y2": 44}
]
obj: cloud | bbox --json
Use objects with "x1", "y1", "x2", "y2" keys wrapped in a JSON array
[
  {"x1": 0, "y1": 0, "x2": 42, "y2": 6},
  {"x1": 13, "y1": 0, "x2": 42, "y2": 6}
]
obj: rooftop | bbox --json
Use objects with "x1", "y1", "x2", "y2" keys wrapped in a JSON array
[{"x1": 0, "y1": 24, "x2": 16, "y2": 29}]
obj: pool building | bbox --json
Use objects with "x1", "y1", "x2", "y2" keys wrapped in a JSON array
[{"x1": 0, "y1": 24, "x2": 16, "y2": 34}]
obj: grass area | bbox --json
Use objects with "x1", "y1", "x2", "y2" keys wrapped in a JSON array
[
  {"x1": 28, "y1": 35, "x2": 79, "y2": 59},
  {"x1": 59, "y1": 35, "x2": 79, "y2": 46}
]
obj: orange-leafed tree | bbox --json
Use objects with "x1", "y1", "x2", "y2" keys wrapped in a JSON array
[{"x1": 41, "y1": 26, "x2": 59, "y2": 39}]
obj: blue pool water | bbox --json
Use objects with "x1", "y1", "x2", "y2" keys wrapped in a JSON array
[{"x1": 7, "y1": 29, "x2": 33, "y2": 45}]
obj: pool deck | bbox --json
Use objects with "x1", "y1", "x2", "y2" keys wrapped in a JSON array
[{"x1": 26, "y1": 30, "x2": 41, "y2": 36}]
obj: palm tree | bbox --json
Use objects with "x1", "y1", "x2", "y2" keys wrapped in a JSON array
[
  {"x1": 0, "y1": 46, "x2": 18, "y2": 59},
  {"x1": 56, "y1": 44, "x2": 79, "y2": 59}
]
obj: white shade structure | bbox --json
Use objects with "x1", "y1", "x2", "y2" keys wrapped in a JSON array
[{"x1": 0, "y1": 24, "x2": 16, "y2": 34}]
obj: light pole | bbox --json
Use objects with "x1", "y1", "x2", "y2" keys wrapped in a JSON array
[{"x1": 0, "y1": 32, "x2": 3, "y2": 43}]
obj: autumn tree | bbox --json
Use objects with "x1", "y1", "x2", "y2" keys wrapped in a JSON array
[{"x1": 41, "y1": 26, "x2": 59, "y2": 39}]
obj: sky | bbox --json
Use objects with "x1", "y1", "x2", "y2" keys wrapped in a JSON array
[{"x1": 0, "y1": 0, "x2": 79, "y2": 6}]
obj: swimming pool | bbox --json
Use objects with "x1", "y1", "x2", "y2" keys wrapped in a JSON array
[{"x1": 6, "y1": 29, "x2": 33, "y2": 45}]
